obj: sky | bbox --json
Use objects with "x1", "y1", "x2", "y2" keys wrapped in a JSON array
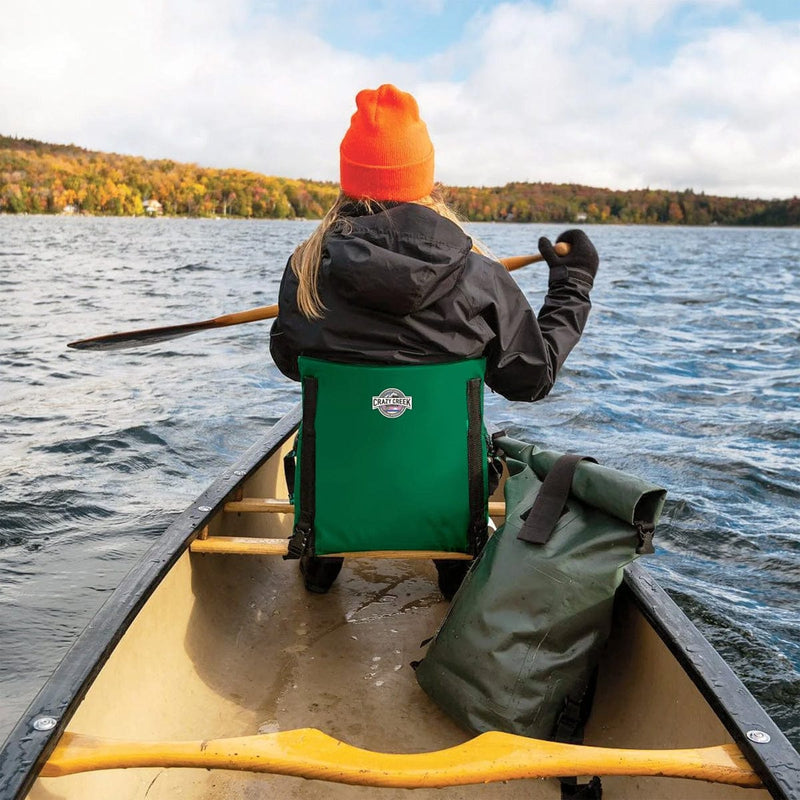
[{"x1": 1, "y1": 0, "x2": 799, "y2": 199}]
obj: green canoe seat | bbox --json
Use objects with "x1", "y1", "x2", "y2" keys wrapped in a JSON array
[{"x1": 286, "y1": 357, "x2": 489, "y2": 558}]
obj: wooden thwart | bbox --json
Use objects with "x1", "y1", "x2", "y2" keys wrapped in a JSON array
[
  {"x1": 222, "y1": 498, "x2": 506, "y2": 517},
  {"x1": 41, "y1": 728, "x2": 762, "y2": 788},
  {"x1": 190, "y1": 536, "x2": 292, "y2": 556},
  {"x1": 190, "y1": 536, "x2": 473, "y2": 559},
  {"x1": 224, "y1": 497, "x2": 293, "y2": 513}
]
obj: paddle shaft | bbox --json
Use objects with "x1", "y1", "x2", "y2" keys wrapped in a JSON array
[
  {"x1": 501, "y1": 241, "x2": 569, "y2": 271},
  {"x1": 66, "y1": 243, "x2": 569, "y2": 351},
  {"x1": 41, "y1": 728, "x2": 761, "y2": 788}
]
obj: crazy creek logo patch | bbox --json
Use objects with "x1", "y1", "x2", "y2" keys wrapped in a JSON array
[{"x1": 372, "y1": 388, "x2": 413, "y2": 418}]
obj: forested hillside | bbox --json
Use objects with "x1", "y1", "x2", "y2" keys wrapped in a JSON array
[
  {"x1": 446, "y1": 182, "x2": 800, "y2": 226},
  {"x1": 0, "y1": 136, "x2": 338, "y2": 218},
  {"x1": 2, "y1": 135, "x2": 797, "y2": 225}
]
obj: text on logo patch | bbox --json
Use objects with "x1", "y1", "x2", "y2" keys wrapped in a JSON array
[{"x1": 372, "y1": 388, "x2": 413, "y2": 418}]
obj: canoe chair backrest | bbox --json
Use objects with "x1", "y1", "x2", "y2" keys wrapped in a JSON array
[{"x1": 287, "y1": 357, "x2": 489, "y2": 557}]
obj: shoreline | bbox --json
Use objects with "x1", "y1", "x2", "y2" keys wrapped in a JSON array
[{"x1": 1, "y1": 211, "x2": 797, "y2": 229}]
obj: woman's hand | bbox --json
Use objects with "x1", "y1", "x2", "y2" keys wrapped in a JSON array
[{"x1": 538, "y1": 230, "x2": 598, "y2": 288}]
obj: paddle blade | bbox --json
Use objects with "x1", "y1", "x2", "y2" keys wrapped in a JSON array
[
  {"x1": 67, "y1": 304, "x2": 280, "y2": 351},
  {"x1": 68, "y1": 323, "x2": 210, "y2": 351}
]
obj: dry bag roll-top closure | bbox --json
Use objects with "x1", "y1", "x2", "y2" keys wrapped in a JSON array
[{"x1": 285, "y1": 357, "x2": 489, "y2": 559}]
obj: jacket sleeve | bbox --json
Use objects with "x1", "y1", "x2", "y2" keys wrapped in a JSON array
[
  {"x1": 475, "y1": 256, "x2": 592, "y2": 402},
  {"x1": 268, "y1": 259, "x2": 302, "y2": 381}
]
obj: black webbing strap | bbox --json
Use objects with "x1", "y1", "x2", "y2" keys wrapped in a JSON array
[
  {"x1": 285, "y1": 376, "x2": 318, "y2": 560},
  {"x1": 283, "y1": 439, "x2": 297, "y2": 504},
  {"x1": 555, "y1": 670, "x2": 603, "y2": 798},
  {"x1": 466, "y1": 378, "x2": 487, "y2": 555},
  {"x1": 517, "y1": 453, "x2": 597, "y2": 545}
]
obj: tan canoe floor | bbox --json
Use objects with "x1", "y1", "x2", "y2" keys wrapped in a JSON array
[{"x1": 29, "y1": 442, "x2": 769, "y2": 800}]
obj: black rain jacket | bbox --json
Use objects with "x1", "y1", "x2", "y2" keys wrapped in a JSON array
[{"x1": 269, "y1": 204, "x2": 592, "y2": 402}]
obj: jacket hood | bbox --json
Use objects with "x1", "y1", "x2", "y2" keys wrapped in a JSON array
[{"x1": 322, "y1": 204, "x2": 472, "y2": 316}]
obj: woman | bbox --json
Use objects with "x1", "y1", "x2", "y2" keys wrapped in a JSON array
[{"x1": 270, "y1": 84, "x2": 598, "y2": 595}]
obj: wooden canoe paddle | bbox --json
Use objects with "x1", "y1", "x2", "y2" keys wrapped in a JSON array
[
  {"x1": 66, "y1": 244, "x2": 569, "y2": 351},
  {"x1": 40, "y1": 727, "x2": 761, "y2": 788}
]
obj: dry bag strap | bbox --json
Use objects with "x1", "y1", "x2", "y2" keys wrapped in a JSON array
[{"x1": 517, "y1": 453, "x2": 597, "y2": 545}]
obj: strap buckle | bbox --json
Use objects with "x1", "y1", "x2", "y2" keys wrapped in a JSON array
[
  {"x1": 285, "y1": 522, "x2": 311, "y2": 560},
  {"x1": 635, "y1": 521, "x2": 655, "y2": 555}
]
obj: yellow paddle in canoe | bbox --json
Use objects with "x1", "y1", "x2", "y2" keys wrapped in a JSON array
[
  {"x1": 66, "y1": 244, "x2": 568, "y2": 351},
  {"x1": 41, "y1": 727, "x2": 761, "y2": 788}
]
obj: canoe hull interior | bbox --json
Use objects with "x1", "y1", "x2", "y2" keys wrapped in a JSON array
[
  {"x1": 5, "y1": 408, "x2": 794, "y2": 799},
  {"x1": 26, "y1": 559, "x2": 767, "y2": 798}
]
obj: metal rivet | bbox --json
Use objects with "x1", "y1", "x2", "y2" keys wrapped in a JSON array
[
  {"x1": 746, "y1": 730, "x2": 771, "y2": 744},
  {"x1": 32, "y1": 716, "x2": 58, "y2": 732},
  {"x1": 197, "y1": 506, "x2": 212, "y2": 513}
]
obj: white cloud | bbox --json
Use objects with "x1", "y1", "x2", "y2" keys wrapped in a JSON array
[
  {"x1": 424, "y1": 3, "x2": 800, "y2": 197},
  {"x1": 1, "y1": 0, "x2": 410, "y2": 178},
  {"x1": 0, "y1": 0, "x2": 798, "y2": 198}
]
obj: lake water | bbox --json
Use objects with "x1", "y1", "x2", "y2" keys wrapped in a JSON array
[{"x1": 1, "y1": 215, "x2": 798, "y2": 749}]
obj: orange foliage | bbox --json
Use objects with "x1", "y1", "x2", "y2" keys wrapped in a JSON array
[{"x1": 1, "y1": 136, "x2": 797, "y2": 225}]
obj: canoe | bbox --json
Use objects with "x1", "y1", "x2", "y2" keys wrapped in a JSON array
[{"x1": 1, "y1": 405, "x2": 798, "y2": 800}]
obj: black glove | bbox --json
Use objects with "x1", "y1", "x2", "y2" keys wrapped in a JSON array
[{"x1": 538, "y1": 229, "x2": 598, "y2": 288}]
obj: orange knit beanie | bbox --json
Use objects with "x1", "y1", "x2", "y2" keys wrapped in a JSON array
[{"x1": 340, "y1": 84, "x2": 435, "y2": 202}]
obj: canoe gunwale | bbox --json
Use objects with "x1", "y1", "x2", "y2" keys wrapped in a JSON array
[
  {"x1": 623, "y1": 562, "x2": 800, "y2": 800},
  {"x1": 0, "y1": 406, "x2": 302, "y2": 800}
]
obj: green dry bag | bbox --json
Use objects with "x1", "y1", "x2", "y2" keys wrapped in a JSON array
[
  {"x1": 286, "y1": 357, "x2": 489, "y2": 558},
  {"x1": 414, "y1": 435, "x2": 666, "y2": 740}
]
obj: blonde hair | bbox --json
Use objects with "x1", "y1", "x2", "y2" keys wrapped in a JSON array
[{"x1": 290, "y1": 188, "x2": 491, "y2": 319}]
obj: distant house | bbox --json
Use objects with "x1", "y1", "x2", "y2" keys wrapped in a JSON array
[
  {"x1": 575, "y1": 212, "x2": 588, "y2": 222},
  {"x1": 61, "y1": 204, "x2": 76, "y2": 215},
  {"x1": 143, "y1": 198, "x2": 163, "y2": 216}
]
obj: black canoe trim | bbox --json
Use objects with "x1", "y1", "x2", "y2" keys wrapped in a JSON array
[
  {"x1": 623, "y1": 561, "x2": 800, "y2": 800},
  {"x1": 0, "y1": 406, "x2": 301, "y2": 800}
]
